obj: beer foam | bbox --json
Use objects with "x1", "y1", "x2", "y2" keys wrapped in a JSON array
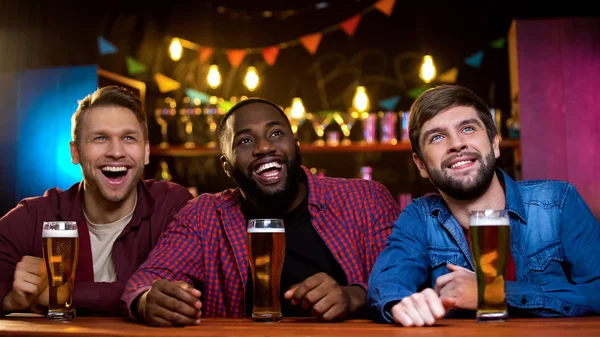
[
  {"x1": 42, "y1": 230, "x2": 79, "y2": 238},
  {"x1": 247, "y1": 228, "x2": 285, "y2": 233},
  {"x1": 470, "y1": 218, "x2": 510, "y2": 226}
]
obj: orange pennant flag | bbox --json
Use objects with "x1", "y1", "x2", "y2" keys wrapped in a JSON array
[
  {"x1": 198, "y1": 47, "x2": 213, "y2": 63},
  {"x1": 262, "y1": 46, "x2": 280, "y2": 66},
  {"x1": 340, "y1": 15, "x2": 362, "y2": 37},
  {"x1": 374, "y1": 0, "x2": 396, "y2": 16},
  {"x1": 299, "y1": 32, "x2": 323, "y2": 55},
  {"x1": 227, "y1": 49, "x2": 247, "y2": 68},
  {"x1": 154, "y1": 73, "x2": 181, "y2": 93}
]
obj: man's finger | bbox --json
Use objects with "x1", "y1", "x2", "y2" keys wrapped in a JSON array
[
  {"x1": 289, "y1": 275, "x2": 325, "y2": 305},
  {"x1": 391, "y1": 303, "x2": 414, "y2": 327},
  {"x1": 422, "y1": 289, "x2": 446, "y2": 319},
  {"x1": 152, "y1": 305, "x2": 200, "y2": 326},
  {"x1": 20, "y1": 257, "x2": 46, "y2": 275},
  {"x1": 434, "y1": 271, "x2": 455, "y2": 294},
  {"x1": 441, "y1": 297, "x2": 457, "y2": 311},
  {"x1": 284, "y1": 285, "x2": 299, "y2": 300},
  {"x1": 446, "y1": 263, "x2": 469, "y2": 272},
  {"x1": 310, "y1": 294, "x2": 336, "y2": 318},
  {"x1": 414, "y1": 293, "x2": 436, "y2": 326},
  {"x1": 152, "y1": 290, "x2": 200, "y2": 319},
  {"x1": 159, "y1": 282, "x2": 202, "y2": 310},
  {"x1": 404, "y1": 296, "x2": 425, "y2": 327}
]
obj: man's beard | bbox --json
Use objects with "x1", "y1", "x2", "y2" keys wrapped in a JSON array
[
  {"x1": 227, "y1": 148, "x2": 303, "y2": 215},
  {"x1": 426, "y1": 149, "x2": 496, "y2": 201}
]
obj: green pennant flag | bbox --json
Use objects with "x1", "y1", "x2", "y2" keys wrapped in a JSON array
[
  {"x1": 407, "y1": 85, "x2": 428, "y2": 99},
  {"x1": 126, "y1": 56, "x2": 148, "y2": 76},
  {"x1": 489, "y1": 37, "x2": 506, "y2": 49}
]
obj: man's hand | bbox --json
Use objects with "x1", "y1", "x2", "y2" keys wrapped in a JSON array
[
  {"x1": 283, "y1": 272, "x2": 365, "y2": 321},
  {"x1": 391, "y1": 288, "x2": 455, "y2": 327},
  {"x1": 138, "y1": 280, "x2": 202, "y2": 327},
  {"x1": 434, "y1": 263, "x2": 477, "y2": 310},
  {"x1": 2, "y1": 256, "x2": 47, "y2": 312}
]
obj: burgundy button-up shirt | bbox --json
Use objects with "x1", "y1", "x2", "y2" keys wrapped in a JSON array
[
  {"x1": 122, "y1": 166, "x2": 401, "y2": 319},
  {"x1": 0, "y1": 179, "x2": 192, "y2": 316}
]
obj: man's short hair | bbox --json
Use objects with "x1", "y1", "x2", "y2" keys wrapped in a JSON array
[
  {"x1": 216, "y1": 98, "x2": 291, "y2": 150},
  {"x1": 72, "y1": 86, "x2": 147, "y2": 145},
  {"x1": 408, "y1": 84, "x2": 496, "y2": 157}
]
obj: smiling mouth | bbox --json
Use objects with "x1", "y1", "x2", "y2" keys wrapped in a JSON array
[
  {"x1": 101, "y1": 166, "x2": 128, "y2": 180},
  {"x1": 254, "y1": 161, "x2": 282, "y2": 178},
  {"x1": 448, "y1": 160, "x2": 475, "y2": 169}
]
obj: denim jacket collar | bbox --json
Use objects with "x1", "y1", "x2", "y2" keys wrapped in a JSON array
[{"x1": 427, "y1": 168, "x2": 527, "y2": 224}]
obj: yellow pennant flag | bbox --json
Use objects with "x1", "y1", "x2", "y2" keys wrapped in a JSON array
[
  {"x1": 374, "y1": 0, "x2": 396, "y2": 16},
  {"x1": 299, "y1": 32, "x2": 323, "y2": 55},
  {"x1": 154, "y1": 73, "x2": 181, "y2": 93},
  {"x1": 438, "y1": 67, "x2": 459, "y2": 84}
]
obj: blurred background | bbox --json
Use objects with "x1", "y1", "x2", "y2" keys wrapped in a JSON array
[{"x1": 1, "y1": 0, "x2": 598, "y2": 217}]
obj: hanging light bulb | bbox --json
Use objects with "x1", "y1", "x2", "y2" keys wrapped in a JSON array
[
  {"x1": 207, "y1": 64, "x2": 221, "y2": 89},
  {"x1": 419, "y1": 55, "x2": 436, "y2": 83},
  {"x1": 243, "y1": 66, "x2": 259, "y2": 91},
  {"x1": 352, "y1": 86, "x2": 369, "y2": 112},
  {"x1": 290, "y1": 97, "x2": 306, "y2": 120},
  {"x1": 169, "y1": 38, "x2": 183, "y2": 61}
]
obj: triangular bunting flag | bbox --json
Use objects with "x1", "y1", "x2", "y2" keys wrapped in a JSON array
[
  {"x1": 125, "y1": 56, "x2": 148, "y2": 76},
  {"x1": 465, "y1": 50, "x2": 484, "y2": 68},
  {"x1": 185, "y1": 88, "x2": 210, "y2": 104},
  {"x1": 97, "y1": 36, "x2": 118, "y2": 55},
  {"x1": 379, "y1": 96, "x2": 401, "y2": 111},
  {"x1": 261, "y1": 46, "x2": 280, "y2": 66},
  {"x1": 299, "y1": 32, "x2": 323, "y2": 55},
  {"x1": 438, "y1": 67, "x2": 459, "y2": 84},
  {"x1": 340, "y1": 15, "x2": 362, "y2": 37},
  {"x1": 407, "y1": 85, "x2": 428, "y2": 99},
  {"x1": 199, "y1": 47, "x2": 213, "y2": 63},
  {"x1": 489, "y1": 37, "x2": 506, "y2": 49},
  {"x1": 374, "y1": 0, "x2": 396, "y2": 17},
  {"x1": 154, "y1": 73, "x2": 181, "y2": 93},
  {"x1": 227, "y1": 49, "x2": 247, "y2": 68}
]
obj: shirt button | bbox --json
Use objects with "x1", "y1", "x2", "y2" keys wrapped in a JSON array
[{"x1": 521, "y1": 297, "x2": 527, "y2": 304}]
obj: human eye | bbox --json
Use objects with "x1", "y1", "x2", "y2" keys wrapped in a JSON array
[
  {"x1": 462, "y1": 125, "x2": 475, "y2": 133},
  {"x1": 430, "y1": 134, "x2": 444, "y2": 143},
  {"x1": 270, "y1": 130, "x2": 284, "y2": 137},
  {"x1": 94, "y1": 135, "x2": 106, "y2": 141},
  {"x1": 238, "y1": 138, "x2": 252, "y2": 145}
]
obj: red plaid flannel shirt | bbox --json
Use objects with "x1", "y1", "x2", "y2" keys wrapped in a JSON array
[{"x1": 122, "y1": 166, "x2": 400, "y2": 319}]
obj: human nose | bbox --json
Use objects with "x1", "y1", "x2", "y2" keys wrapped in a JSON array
[
  {"x1": 252, "y1": 136, "x2": 276, "y2": 156},
  {"x1": 105, "y1": 139, "x2": 126, "y2": 159},
  {"x1": 447, "y1": 134, "x2": 467, "y2": 153}
]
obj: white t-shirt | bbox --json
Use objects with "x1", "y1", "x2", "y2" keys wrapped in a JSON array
[{"x1": 84, "y1": 198, "x2": 136, "y2": 282}]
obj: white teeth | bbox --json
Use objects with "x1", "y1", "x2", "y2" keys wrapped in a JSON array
[
  {"x1": 101, "y1": 166, "x2": 127, "y2": 172},
  {"x1": 450, "y1": 160, "x2": 472, "y2": 169},
  {"x1": 254, "y1": 161, "x2": 282, "y2": 174}
]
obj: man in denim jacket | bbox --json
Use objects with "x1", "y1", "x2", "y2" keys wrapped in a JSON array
[{"x1": 368, "y1": 84, "x2": 600, "y2": 326}]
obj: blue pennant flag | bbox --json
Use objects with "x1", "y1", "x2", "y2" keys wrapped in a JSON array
[
  {"x1": 185, "y1": 88, "x2": 210, "y2": 105},
  {"x1": 379, "y1": 96, "x2": 401, "y2": 111},
  {"x1": 97, "y1": 36, "x2": 118, "y2": 55},
  {"x1": 465, "y1": 50, "x2": 484, "y2": 68}
]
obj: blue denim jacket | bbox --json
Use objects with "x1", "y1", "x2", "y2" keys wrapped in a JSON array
[{"x1": 368, "y1": 169, "x2": 600, "y2": 323}]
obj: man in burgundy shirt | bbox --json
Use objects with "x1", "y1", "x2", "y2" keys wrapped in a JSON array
[
  {"x1": 122, "y1": 98, "x2": 401, "y2": 326},
  {"x1": 0, "y1": 86, "x2": 192, "y2": 316}
]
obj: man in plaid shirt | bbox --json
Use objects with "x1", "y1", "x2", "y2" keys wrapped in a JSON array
[{"x1": 122, "y1": 98, "x2": 401, "y2": 326}]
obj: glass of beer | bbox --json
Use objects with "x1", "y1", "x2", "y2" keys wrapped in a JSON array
[
  {"x1": 469, "y1": 210, "x2": 510, "y2": 322},
  {"x1": 42, "y1": 221, "x2": 79, "y2": 321},
  {"x1": 247, "y1": 219, "x2": 286, "y2": 322}
]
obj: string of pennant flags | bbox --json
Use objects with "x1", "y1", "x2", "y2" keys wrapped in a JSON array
[{"x1": 97, "y1": 0, "x2": 506, "y2": 111}]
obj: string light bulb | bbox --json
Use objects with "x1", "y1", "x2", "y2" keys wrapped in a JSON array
[
  {"x1": 243, "y1": 66, "x2": 260, "y2": 91},
  {"x1": 290, "y1": 97, "x2": 306, "y2": 120},
  {"x1": 169, "y1": 38, "x2": 183, "y2": 61},
  {"x1": 207, "y1": 64, "x2": 222, "y2": 89},
  {"x1": 419, "y1": 55, "x2": 436, "y2": 83},
  {"x1": 352, "y1": 86, "x2": 369, "y2": 113}
]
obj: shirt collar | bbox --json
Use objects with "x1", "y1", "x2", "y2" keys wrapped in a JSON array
[
  {"x1": 428, "y1": 168, "x2": 527, "y2": 224},
  {"x1": 218, "y1": 165, "x2": 324, "y2": 210}
]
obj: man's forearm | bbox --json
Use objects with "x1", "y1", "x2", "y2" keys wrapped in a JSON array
[{"x1": 345, "y1": 285, "x2": 367, "y2": 317}]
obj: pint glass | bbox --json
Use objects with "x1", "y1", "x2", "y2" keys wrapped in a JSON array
[
  {"x1": 469, "y1": 210, "x2": 510, "y2": 322},
  {"x1": 42, "y1": 221, "x2": 79, "y2": 320},
  {"x1": 247, "y1": 219, "x2": 286, "y2": 322}
]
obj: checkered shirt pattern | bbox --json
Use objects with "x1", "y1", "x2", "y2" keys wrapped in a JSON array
[{"x1": 122, "y1": 166, "x2": 401, "y2": 319}]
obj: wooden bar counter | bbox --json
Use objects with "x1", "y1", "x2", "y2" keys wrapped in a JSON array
[{"x1": 1, "y1": 315, "x2": 599, "y2": 337}]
